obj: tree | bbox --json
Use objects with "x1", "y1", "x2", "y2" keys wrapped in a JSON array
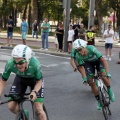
[
  {"x1": 31, "y1": 0, "x2": 38, "y2": 23},
  {"x1": 108, "y1": 0, "x2": 120, "y2": 27}
]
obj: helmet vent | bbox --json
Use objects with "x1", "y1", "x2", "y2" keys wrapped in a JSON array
[{"x1": 23, "y1": 46, "x2": 27, "y2": 57}]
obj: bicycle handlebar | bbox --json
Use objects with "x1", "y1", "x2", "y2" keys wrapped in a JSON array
[{"x1": 4, "y1": 93, "x2": 31, "y2": 98}]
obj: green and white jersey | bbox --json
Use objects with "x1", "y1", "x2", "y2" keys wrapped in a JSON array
[
  {"x1": 2, "y1": 57, "x2": 43, "y2": 81},
  {"x1": 76, "y1": 45, "x2": 102, "y2": 65}
]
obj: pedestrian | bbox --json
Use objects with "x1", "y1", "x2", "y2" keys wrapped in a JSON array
[
  {"x1": 6, "y1": 16, "x2": 14, "y2": 47},
  {"x1": 55, "y1": 22, "x2": 64, "y2": 52},
  {"x1": 32, "y1": 20, "x2": 39, "y2": 39},
  {"x1": 114, "y1": 27, "x2": 119, "y2": 41},
  {"x1": 85, "y1": 25, "x2": 96, "y2": 46},
  {"x1": 103, "y1": 24, "x2": 114, "y2": 61},
  {"x1": 68, "y1": 25, "x2": 74, "y2": 53},
  {"x1": 73, "y1": 19, "x2": 80, "y2": 41},
  {"x1": 40, "y1": 18, "x2": 50, "y2": 50},
  {"x1": 54, "y1": 35, "x2": 58, "y2": 51},
  {"x1": 78, "y1": 23, "x2": 86, "y2": 40},
  {"x1": 20, "y1": 17, "x2": 28, "y2": 45}
]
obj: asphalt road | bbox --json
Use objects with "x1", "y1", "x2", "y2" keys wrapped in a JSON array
[{"x1": 0, "y1": 47, "x2": 120, "y2": 120}]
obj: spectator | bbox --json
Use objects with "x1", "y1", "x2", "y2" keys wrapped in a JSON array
[
  {"x1": 85, "y1": 25, "x2": 96, "y2": 46},
  {"x1": 68, "y1": 25, "x2": 74, "y2": 53},
  {"x1": 73, "y1": 19, "x2": 80, "y2": 41},
  {"x1": 103, "y1": 24, "x2": 114, "y2": 61},
  {"x1": 6, "y1": 16, "x2": 14, "y2": 47},
  {"x1": 54, "y1": 35, "x2": 58, "y2": 51},
  {"x1": 114, "y1": 27, "x2": 119, "y2": 41},
  {"x1": 32, "y1": 20, "x2": 39, "y2": 39},
  {"x1": 20, "y1": 17, "x2": 28, "y2": 45},
  {"x1": 78, "y1": 23, "x2": 86, "y2": 40},
  {"x1": 40, "y1": 18, "x2": 50, "y2": 50},
  {"x1": 55, "y1": 22, "x2": 64, "y2": 52}
]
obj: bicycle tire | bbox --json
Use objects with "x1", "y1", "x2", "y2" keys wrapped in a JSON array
[
  {"x1": 15, "y1": 111, "x2": 28, "y2": 120},
  {"x1": 102, "y1": 86, "x2": 111, "y2": 115},
  {"x1": 98, "y1": 87, "x2": 111, "y2": 120},
  {"x1": 43, "y1": 104, "x2": 49, "y2": 120}
]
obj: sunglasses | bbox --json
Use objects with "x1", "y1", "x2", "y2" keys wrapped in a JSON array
[
  {"x1": 13, "y1": 59, "x2": 27, "y2": 65},
  {"x1": 76, "y1": 48, "x2": 82, "y2": 52}
]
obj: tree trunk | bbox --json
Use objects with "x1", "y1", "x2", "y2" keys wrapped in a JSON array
[
  {"x1": 14, "y1": 9, "x2": 17, "y2": 27},
  {"x1": 31, "y1": 0, "x2": 38, "y2": 23},
  {"x1": 95, "y1": 0, "x2": 103, "y2": 36},
  {"x1": 28, "y1": 4, "x2": 31, "y2": 29},
  {"x1": 23, "y1": 4, "x2": 28, "y2": 19},
  {"x1": 3, "y1": 0, "x2": 7, "y2": 29}
]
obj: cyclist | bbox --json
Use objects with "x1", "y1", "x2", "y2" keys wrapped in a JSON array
[
  {"x1": 70, "y1": 39, "x2": 87, "y2": 72},
  {"x1": 0, "y1": 44, "x2": 47, "y2": 120},
  {"x1": 72, "y1": 39, "x2": 115, "y2": 110}
]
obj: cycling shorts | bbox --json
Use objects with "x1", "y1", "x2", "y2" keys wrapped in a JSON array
[
  {"x1": 9, "y1": 75, "x2": 44, "y2": 102},
  {"x1": 84, "y1": 58, "x2": 105, "y2": 77}
]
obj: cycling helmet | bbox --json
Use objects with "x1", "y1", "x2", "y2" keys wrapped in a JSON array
[
  {"x1": 11, "y1": 44, "x2": 33, "y2": 63},
  {"x1": 73, "y1": 39, "x2": 87, "y2": 50}
]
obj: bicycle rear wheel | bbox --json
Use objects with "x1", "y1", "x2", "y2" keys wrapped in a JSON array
[{"x1": 98, "y1": 87, "x2": 111, "y2": 120}]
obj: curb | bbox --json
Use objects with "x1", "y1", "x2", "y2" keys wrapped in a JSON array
[{"x1": 0, "y1": 46, "x2": 70, "y2": 57}]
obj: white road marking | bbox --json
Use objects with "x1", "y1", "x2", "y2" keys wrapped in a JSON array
[
  {"x1": 36, "y1": 52, "x2": 70, "y2": 59},
  {"x1": 41, "y1": 62, "x2": 69, "y2": 68}
]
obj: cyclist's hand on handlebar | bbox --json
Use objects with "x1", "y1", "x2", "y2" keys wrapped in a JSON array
[
  {"x1": 74, "y1": 67, "x2": 77, "y2": 72},
  {"x1": 106, "y1": 72, "x2": 111, "y2": 78},
  {"x1": 83, "y1": 81, "x2": 88, "y2": 86},
  {"x1": 82, "y1": 77, "x2": 88, "y2": 86},
  {"x1": 29, "y1": 92, "x2": 37, "y2": 101}
]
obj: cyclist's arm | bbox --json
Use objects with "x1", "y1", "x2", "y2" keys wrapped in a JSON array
[
  {"x1": 100, "y1": 57, "x2": 109, "y2": 73},
  {"x1": 78, "y1": 66, "x2": 86, "y2": 78},
  {"x1": 33, "y1": 79, "x2": 42, "y2": 92},
  {"x1": 70, "y1": 58, "x2": 77, "y2": 70},
  {"x1": 0, "y1": 79, "x2": 6, "y2": 96},
  {"x1": 33, "y1": 60, "x2": 43, "y2": 92}
]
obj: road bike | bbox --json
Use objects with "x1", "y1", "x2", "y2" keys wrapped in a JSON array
[
  {"x1": 0, "y1": 93, "x2": 49, "y2": 120},
  {"x1": 92, "y1": 74, "x2": 112, "y2": 120}
]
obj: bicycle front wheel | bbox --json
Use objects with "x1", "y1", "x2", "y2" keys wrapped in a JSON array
[
  {"x1": 43, "y1": 104, "x2": 49, "y2": 120},
  {"x1": 98, "y1": 87, "x2": 111, "y2": 120},
  {"x1": 15, "y1": 111, "x2": 28, "y2": 120}
]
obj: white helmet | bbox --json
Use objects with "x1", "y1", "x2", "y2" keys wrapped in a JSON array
[
  {"x1": 73, "y1": 39, "x2": 87, "y2": 50},
  {"x1": 11, "y1": 44, "x2": 33, "y2": 63}
]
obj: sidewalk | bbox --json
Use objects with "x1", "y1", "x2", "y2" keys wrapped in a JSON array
[{"x1": 0, "y1": 32, "x2": 120, "y2": 57}]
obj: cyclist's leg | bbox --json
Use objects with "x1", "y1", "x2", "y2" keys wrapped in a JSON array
[
  {"x1": 85, "y1": 62, "x2": 102, "y2": 109},
  {"x1": 34, "y1": 102, "x2": 47, "y2": 120},
  {"x1": 30, "y1": 79, "x2": 47, "y2": 120},
  {"x1": 96, "y1": 60, "x2": 115, "y2": 102},
  {"x1": 96, "y1": 59, "x2": 110, "y2": 86},
  {"x1": 8, "y1": 75, "x2": 27, "y2": 113},
  {"x1": 85, "y1": 62, "x2": 98, "y2": 95}
]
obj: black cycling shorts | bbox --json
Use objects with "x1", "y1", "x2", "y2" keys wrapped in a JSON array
[
  {"x1": 9, "y1": 75, "x2": 44, "y2": 99},
  {"x1": 84, "y1": 58, "x2": 105, "y2": 75}
]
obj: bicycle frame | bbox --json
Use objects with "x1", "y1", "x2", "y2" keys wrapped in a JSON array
[
  {"x1": 95, "y1": 77, "x2": 111, "y2": 120},
  {"x1": 97, "y1": 78, "x2": 104, "y2": 89},
  {"x1": 0, "y1": 94, "x2": 37, "y2": 120}
]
